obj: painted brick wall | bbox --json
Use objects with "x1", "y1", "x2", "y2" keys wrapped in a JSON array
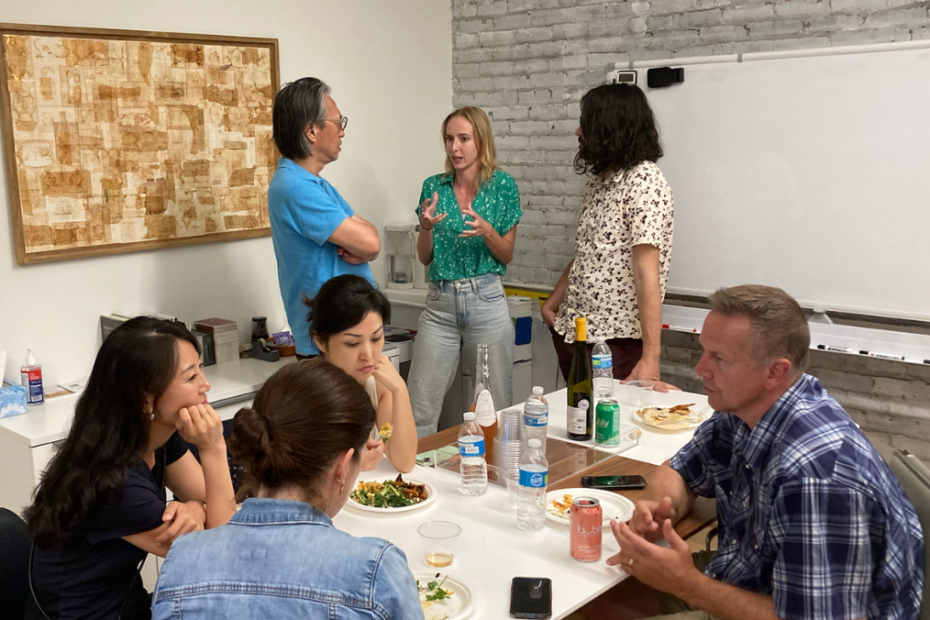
[
  {"x1": 452, "y1": 0, "x2": 930, "y2": 459},
  {"x1": 661, "y1": 330, "x2": 930, "y2": 461},
  {"x1": 451, "y1": 0, "x2": 930, "y2": 286}
]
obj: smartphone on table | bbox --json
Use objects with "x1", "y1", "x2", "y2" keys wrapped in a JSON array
[
  {"x1": 510, "y1": 576, "x2": 552, "y2": 619},
  {"x1": 580, "y1": 475, "x2": 647, "y2": 490}
]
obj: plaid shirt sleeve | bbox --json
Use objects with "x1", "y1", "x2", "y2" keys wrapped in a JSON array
[
  {"x1": 769, "y1": 477, "x2": 875, "y2": 620},
  {"x1": 669, "y1": 414, "x2": 723, "y2": 499}
]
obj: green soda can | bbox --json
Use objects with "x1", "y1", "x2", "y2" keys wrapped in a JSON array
[{"x1": 595, "y1": 399, "x2": 620, "y2": 446}]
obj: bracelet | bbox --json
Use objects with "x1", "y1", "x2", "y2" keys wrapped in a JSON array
[{"x1": 420, "y1": 223, "x2": 432, "y2": 232}]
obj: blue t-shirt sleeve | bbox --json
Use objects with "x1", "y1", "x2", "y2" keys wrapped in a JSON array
[
  {"x1": 84, "y1": 464, "x2": 166, "y2": 544},
  {"x1": 372, "y1": 544, "x2": 424, "y2": 619},
  {"x1": 283, "y1": 180, "x2": 351, "y2": 246}
]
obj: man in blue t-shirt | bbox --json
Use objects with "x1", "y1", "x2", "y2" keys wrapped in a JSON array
[{"x1": 268, "y1": 78, "x2": 379, "y2": 356}]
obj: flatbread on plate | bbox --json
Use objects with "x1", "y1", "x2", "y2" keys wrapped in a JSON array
[{"x1": 634, "y1": 403, "x2": 704, "y2": 430}]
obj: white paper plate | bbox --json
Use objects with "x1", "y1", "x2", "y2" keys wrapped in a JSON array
[
  {"x1": 415, "y1": 572, "x2": 477, "y2": 620},
  {"x1": 345, "y1": 477, "x2": 437, "y2": 514},
  {"x1": 633, "y1": 405, "x2": 709, "y2": 431},
  {"x1": 545, "y1": 488, "x2": 635, "y2": 526}
]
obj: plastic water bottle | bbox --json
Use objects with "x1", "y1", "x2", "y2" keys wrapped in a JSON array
[
  {"x1": 458, "y1": 412, "x2": 488, "y2": 496},
  {"x1": 517, "y1": 438, "x2": 548, "y2": 530},
  {"x1": 523, "y1": 387, "x2": 549, "y2": 454},
  {"x1": 592, "y1": 336, "x2": 614, "y2": 400}
]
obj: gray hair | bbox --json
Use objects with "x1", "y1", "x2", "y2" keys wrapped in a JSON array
[
  {"x1": 708, "y1": 284, "x2": 810, "y2": 375},
  {"x1": 272, "y1": 78, "x2": 331, "y2": 160}
]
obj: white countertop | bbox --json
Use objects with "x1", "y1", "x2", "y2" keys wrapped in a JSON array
[{"x1": 0, "y1": 357, "x2": 296, "y2": 448}]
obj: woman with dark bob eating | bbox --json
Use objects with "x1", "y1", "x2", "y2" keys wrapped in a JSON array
[
  {"x1": 305, "y1": 274, "x2": 418, "y2": 472},
  {"x1": 152, "y1": 360, "x2": 423, "y2": 618},
  {"x1": 24, "y1": 317, "x2": 236, "y2": 620},
  {"x1": 543, "y1": 83, "x2": 676, "y2": 390}
]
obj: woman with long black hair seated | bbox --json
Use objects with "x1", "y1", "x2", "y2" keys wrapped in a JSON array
[
  {"x1": 24, "y1": 317, "x2": 237, "y2": 620},
  {"x1": 305, "y1": 274, "x2": 418, "y2": 473},
  {"x1": 152, "y1": 359, "x2": 423, "y2": 618}
]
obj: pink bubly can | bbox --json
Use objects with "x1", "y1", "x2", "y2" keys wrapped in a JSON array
[{"x1": 570, "y1": 497, "x2": 602, "y2": 562}]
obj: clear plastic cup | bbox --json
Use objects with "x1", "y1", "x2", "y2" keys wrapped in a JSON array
[
  {"x1": 625, "y1": 380, "x2": 656, "y2": 407},
  {"x1": 417, "y1": 521, "x2": 461, "y2": 568}
]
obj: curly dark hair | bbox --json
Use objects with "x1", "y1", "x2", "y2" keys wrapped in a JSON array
[{"x1": 574, "y1": 83, "x2": 664, "y2": 176}]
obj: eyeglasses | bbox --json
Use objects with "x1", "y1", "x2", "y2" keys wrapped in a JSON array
[{"x1": 322, "y1": 115, "x2": 348, "y2": 131}]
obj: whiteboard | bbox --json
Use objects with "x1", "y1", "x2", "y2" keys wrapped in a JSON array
[{"x1": 636, "y1": 43, "x2": 930, "y2": 321}]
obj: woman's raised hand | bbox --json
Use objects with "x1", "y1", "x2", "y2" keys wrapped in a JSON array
[
  {"x1": 372, "y1": 354, "x2": 406, "y2": 394},
  {"x1": 459, "y1": 203, "x2": 493, "y2": 238},
  {"x1": 176, "y1": 404, "x2": 225, "y2": 453},
  {"x1": 419, "y1": 192, "x2": 446, "y2": 230}
]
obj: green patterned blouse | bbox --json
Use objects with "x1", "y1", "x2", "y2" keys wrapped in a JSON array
[{"x1": 416, "y1": 170, "x2": 522, "y2": 281}]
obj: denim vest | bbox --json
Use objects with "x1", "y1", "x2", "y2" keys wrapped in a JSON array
[{"x1": 152, "y1": 498, "x2": 424, "y2": 619}]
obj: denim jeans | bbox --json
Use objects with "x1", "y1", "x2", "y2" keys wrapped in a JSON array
[{"x1": 408, "y1": 274, "x2": 514, "y2": 437}]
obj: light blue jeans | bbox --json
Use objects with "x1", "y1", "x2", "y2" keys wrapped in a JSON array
[{"x1": 408, "y1": 274, "x2": 514, "y2": 437}]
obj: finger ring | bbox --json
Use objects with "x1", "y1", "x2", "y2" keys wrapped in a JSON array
[{"x1": 627, "y1": 557, "x2": 634, "y2": 567}]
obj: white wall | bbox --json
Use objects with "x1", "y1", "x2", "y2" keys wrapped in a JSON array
[{"x1": 0, "y1": 0, "x2": 452, "y2": 386}]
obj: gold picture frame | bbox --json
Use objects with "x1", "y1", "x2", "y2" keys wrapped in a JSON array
[{"x1": 0, "y1": 23, "x2": 280, "y2": 264}]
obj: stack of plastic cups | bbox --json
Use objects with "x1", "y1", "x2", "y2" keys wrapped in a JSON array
[{"x1": 494, "y1": 409, "x2": 525, "y2": 508}]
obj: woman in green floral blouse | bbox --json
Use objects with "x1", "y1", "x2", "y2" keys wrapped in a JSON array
[{"x1": 407, "y1": 106, "x2": 523, "y2": 437}]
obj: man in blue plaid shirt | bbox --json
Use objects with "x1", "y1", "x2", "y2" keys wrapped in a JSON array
[{"x1": 608, "y1": 285, "x2": 923, "y2": 620}]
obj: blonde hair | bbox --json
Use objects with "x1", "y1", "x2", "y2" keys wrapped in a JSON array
[
  {"x1": 442, "y1": 106, "x2": 498, "y2": 189},
  {"x1": 708, "y1": 285, "x2": 810, "y2": 375}
]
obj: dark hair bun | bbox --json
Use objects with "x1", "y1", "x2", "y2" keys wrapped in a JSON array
[
  {"x1": 228, "y1": 408, "x2": 272, "y2": 483},
  {"x1": 229, "y1": 360, "x2": 376, "y2": 498}
]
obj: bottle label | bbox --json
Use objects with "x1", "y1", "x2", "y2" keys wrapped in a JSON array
[
  {"x1": 474, "y1": 389, "x2": 496, "y2": 427},
  {"x1": 523, "y1": 411, "x2": 548, "y2": 427},
  {"x1": 592, "y1": 354, "x2": 612, "y2": 370},
  {"x1": 567, "y1": 401, "x2": 589, "y2": 434},
  {"x1": 519, "y1": 468, "x2": 548, "y2": 488},
  {"x1": 20, "y1": 368, "x2": 44, "y2": 405},
  {"x1": 459, "y1": 437, "x2": 485, "y2": 457}
]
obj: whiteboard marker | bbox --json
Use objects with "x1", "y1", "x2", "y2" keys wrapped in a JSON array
[
  {"x1": 662, "y1": 324, "x2": 698, "y2": 332},
  {"x1": 859, "y1": 350, "x2": 906, "y2": 362},
  {"x1": 816, "y1": 344, "x2": 855, "y2": 354}
]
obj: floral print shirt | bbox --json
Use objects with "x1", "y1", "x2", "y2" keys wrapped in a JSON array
[
  {"x1": 555, "y1": 161, "x2": 674, "y2": 342},
  {"x1": 417, "y1": 170, "x2": 522, "y2": 281}
]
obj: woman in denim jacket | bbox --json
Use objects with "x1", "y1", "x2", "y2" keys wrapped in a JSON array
[
  {"x1": 409, "y1": 106, "x2": 522, "y2": 437},
  {"x1": 152, "y1": 360, "x2": 423, "y2": 619}
]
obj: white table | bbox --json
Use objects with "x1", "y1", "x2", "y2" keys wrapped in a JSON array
[
  {"x1": 507, "y1": 380, "x2": 711, "y2": 466},
  {"x1": 335, "y1": 382, "x2": 712, "y2": 619},
  {"x1": 335, "y1": 459, "x2": 629, "y2": 620}
]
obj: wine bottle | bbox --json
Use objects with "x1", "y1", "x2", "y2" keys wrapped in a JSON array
[
  {"x1": 567, "y1": 316, "x2": 594, "y2": 441},
  {"x1": 471, "y1": 343, "x2": 498, "y2": 463}
]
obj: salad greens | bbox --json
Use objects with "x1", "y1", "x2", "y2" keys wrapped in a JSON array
[{"x1": 350, "y1": 476, "x2": 426, "y2": 508}]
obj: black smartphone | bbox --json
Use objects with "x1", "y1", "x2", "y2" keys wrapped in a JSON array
[
  {"x1": 581, "y1": 475, "x2": 647, "y2": 490},
  {"x1": 510, "y1": 577, "x2": 552, "y2": 619}
]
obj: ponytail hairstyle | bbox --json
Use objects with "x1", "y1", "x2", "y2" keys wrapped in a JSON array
[
  {"x1": 228, "y1": 359, "x2": 376, "y2": 504},
  {"x1": 25, "y1": 317, "x2": 199, "y2": 546}
]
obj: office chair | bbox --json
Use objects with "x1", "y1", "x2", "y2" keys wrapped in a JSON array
[
  {"x1": 0, "y1": 507, "x2": 32, "y2": 620},
  {"x1": 889, "y1": 449, "x2": 930, "y2": 620}
]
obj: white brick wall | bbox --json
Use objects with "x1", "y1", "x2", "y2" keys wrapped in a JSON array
[
  {"x1": 451, "y1": 0, "x2": 930, "y2": 286},
  {"x1": 660, "y1": 330, "x2": 930, "y2": 460}
]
